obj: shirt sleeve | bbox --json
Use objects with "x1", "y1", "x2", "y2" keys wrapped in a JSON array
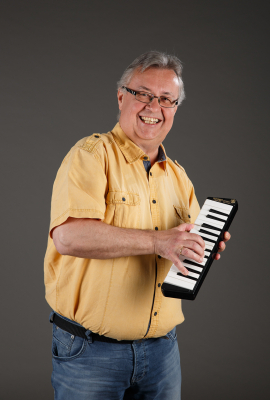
[{"x1": 49, "y1": 145, "x2": 107, "y2": 237}]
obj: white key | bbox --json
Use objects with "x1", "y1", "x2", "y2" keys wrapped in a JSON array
[
  {"x1": 205, "y1": 199, "x2": 233, "y2": 212},
  {"x1": 195, "y1": 215, "x2": 224, "y2": 229},
  {"x1": 168, "y1": 271, "x2": 196, "y2": 287},
  {"x1": 203, "y1": 240, "x2": 214, "y2": 249},
  {"x1": 194, "y1": 224, "x2": 220, "y2": 236},
  {"x1": 180, "y1": 254, "x2": 206, "y2": 266},
  {"x1": 195, "y1": 221, "x2": 222, "y2": 234},
  {"x1": 167, "y1": 265, "x2": 198, "y2": 286},
  {"x1": 169, "y1": 268, "x2": 199, "y2": 280},
  {"x1": 184, "y1": 270, "x2": 199, "y2": 279},
  {"x1": 205, "y1": 243, "x2": 213, "y2": 251},
  {"x1": 201, "y1": 203, "x2": 231, "y2": 215},
  {"x1": 200, "y1": 208, "x2": 227, "y2": 221},
  {"x1": 165, "y1": 273, "x2": 196, "y2": 290},
  {"x1": 182, "y1": 262, "x2": 203, "y2": 273},
  {"x1": 190, "y1": 228, "x2": 217, "y2": 242}
]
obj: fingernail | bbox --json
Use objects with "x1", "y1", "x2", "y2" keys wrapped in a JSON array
[{"x1": 184, "y1": 269, "x2": 189, "y2": 276}]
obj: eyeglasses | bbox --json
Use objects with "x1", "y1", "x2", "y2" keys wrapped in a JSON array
[{"x1": 122, "y1": 86, "x2": 178, "y2": 108}]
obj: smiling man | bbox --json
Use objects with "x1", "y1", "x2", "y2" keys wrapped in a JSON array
[{"x1": 45, "y1": 51, "x2": 230, "y2": 400}]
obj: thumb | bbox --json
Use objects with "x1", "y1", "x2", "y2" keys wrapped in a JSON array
[{"x1": 178, "y1": 223, "x2": 194, "y2": 232}]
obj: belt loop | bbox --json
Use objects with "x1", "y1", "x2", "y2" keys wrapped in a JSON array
[
  {"x1": 85, "y1": 329, "x2": 93, "y2": 343},
  {"x1": 49, "y1": 311, "x2": 55, "y2": 323}
]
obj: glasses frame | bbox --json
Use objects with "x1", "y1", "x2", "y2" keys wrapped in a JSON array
[{"x1": 122, "y1": 86, "x2": 179, "y2": 108}]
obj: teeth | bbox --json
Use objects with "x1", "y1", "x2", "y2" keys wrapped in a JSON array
[{"x1": 140, "y1": 116, "x2": 159, "y2": 124}]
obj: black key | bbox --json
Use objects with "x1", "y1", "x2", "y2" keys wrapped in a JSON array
[
  {"x1": 201, "y1": 223, "x2": 221, "y2": 232},
  {"x1": 207, "y1": 214, "x2": 225, "y2": 223},
  {"x1": 183, "y1": 259, "x2": 203, "y2": 268},
  {"x1": 209, "y1": 208, "x2": 228, "y2": 217},
  {"x1": 199, "y1": 234, "x2": 216, "y2": 244},
  {"x1": 186, "y1": 266, "x2": 201, "y2": 274},
  {"x1": 199, "y1": 228, "x2": 219, "y2": 238},
  {"x1": 177, "y1": 272, "x2": 197, "y2": 281}
]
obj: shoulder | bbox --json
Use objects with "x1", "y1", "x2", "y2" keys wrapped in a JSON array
[
  {"x1": 75, "y1": 131, "x2": 114, "y2": 154},
  {"x1": 166, "y1": 157, "x2": 186, "y2": 175},
  {"x1": 62, "y1": 131, "x2": 117, "y2": 173},
  {"x1": 166, "y1": 157, "x2": 193, "y2": 191},
  {"x1": 62, "y1": 131, "x2": 115, "y2": 165}
]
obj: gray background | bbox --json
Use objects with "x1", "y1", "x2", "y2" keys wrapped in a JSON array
[{"x1": 1, "y1": 0, "x2": 269, "y2": 399}]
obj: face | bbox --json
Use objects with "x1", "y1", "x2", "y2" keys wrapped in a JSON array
[{"x1": 118, "y1": 68, "x2": 179, "y2": 150}]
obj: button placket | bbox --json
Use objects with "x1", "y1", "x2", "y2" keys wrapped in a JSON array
[{"x1": 149, "y1": 174, "x2": 160, "y2": 232}]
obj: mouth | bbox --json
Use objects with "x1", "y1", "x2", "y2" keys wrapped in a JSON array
[{"x1": 139, "y1": 116, "x2": 162, "y2": 125}]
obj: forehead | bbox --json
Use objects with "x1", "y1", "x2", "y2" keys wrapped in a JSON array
[{"x1": 128, "y1": 67, "x2": 180, "y2": 96}]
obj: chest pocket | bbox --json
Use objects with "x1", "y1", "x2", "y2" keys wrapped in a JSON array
[
  {"x1": 106, "y1": 191, "x2": 141, "y2": 229},
  {"x1": 173, "y1": 205, "x2": 191, "y2": 225}
]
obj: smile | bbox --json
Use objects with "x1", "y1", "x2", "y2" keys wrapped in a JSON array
[{"x1": 139, "y1": 116, "x2": 161, "y2": 125}]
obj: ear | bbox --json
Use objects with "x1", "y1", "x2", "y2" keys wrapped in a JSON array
[
  {"x1": 173, "y1": 105, "x2": 178, "y2": 115},
  {"x1": 117, "y1": 89, "x2": 124, "y2": 111}
]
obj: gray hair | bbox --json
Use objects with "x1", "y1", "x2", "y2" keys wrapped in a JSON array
[{"x1": 117, "y1": 50, "x2": 185, "y2": 104}]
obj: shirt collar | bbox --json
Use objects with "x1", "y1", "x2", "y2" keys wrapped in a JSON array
[{"x1": 111, "y1": 122, "x2": 167, "y2": 166}]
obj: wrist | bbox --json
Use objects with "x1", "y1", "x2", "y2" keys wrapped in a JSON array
[{"x1": 151, "y1": 229, "x2": 158, "y2": 255}]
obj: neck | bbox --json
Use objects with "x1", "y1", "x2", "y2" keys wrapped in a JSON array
[{"x1": 139, "y1": 144, "x2": 159, "y2": 166}]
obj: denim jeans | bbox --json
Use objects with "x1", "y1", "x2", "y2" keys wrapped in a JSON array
[{"x1": 50, "y1": 313, "x2": 181, "y2": 399}]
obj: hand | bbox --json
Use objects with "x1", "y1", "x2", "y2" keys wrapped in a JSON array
[
  {"x1": 154, "y1": 224, "x2": 205, "y2": 276},
  {"x1": 214, "y1": 231, "x2": 231, "y2": 260}
]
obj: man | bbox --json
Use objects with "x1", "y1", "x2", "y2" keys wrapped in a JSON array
[{"x1": 44, "y1": 51, "x2": 230, "y2": 399}]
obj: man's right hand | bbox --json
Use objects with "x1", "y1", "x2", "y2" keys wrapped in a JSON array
[{"x1": 153, "y1": 224, "x2": 205, "y2": 276}]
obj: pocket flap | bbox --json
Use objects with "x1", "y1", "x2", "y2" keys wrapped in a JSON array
[
  {"x1": 106, "y1": 191, "x2": 140, "y2": 206},
  {"x1": 173, "y1": 205, "x2": 191, "y2": 223}
]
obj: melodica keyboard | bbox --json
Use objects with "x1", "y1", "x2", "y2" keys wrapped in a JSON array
[{"x1": 161, "y1": 197, "x2": 238, "y2": 300}]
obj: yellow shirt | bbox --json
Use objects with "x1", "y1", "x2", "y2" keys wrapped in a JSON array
[{"x1": 44, "y1": 123, "x2": 200, "y2": 340}]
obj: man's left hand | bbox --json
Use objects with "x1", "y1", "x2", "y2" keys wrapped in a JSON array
[{"x1": 214, "y1": 231, "x2": 231, "y2": 260}]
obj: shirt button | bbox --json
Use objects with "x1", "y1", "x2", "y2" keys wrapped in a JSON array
[
  {"x1": 158, "y1": 255, "x2": 161, "y2": 259},
  {"x1": 150, "y1": 172, "x2": 152, "y2": 176},
  {"x1": 155, "y1": 227, "x2": 158, "y2": 231},
  {"x1": 152, "y1": 200, "x2": 156, "y2": 204},
  {"x1": 144, "y1": 156, "x2": 148, "y2": 160},
  {"x1": 94, "y1": 135, "x2": 99, "y2": 138},
  {"x1": 154, "y1": 312, "x2": 157, "y2": 316},
  {"x1": 158, "y1": 283, "x2": 161, "y2": 287},
  {"x1": 188, "y1": 214, "x2": 191, "y2": 218},
  {"x1": 122, "y1": 197, "x2": 126, "y2": 201}
]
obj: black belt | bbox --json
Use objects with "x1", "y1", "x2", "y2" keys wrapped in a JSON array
[{"x1": 52, "y1": 313, "x2": 134, "y2": 344}]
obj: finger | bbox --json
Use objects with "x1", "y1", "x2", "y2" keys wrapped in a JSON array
[
  {"x1": 184, "y1": 232, "x2": 206, "y2": 249},
  {"x1": 182, "y1": 240, "x2": 205, "y2": 258},
  {"x1": 172, "y1": 257, "x2": 189, "y2": 276},
  {"x1": 218, "y1": 241, "x2": 226, "y2": 253},
  {"x1": 181, "y1": 245, "x2": 204, "y2": 264},
  {"x1": 214, "y1": 253, "x2": 221, "y2": 260},
  {"x1": 223, "y1": 231, "x2": 231, "y2": 242}
]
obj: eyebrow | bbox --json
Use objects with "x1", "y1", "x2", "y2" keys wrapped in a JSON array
[{"x1": 137, "y1": 86, "x2": 174, "y2": 97}]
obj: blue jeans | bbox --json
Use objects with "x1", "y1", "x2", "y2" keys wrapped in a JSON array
[{"x1": 50, "y1": 313, "x2": 181, "y2": 399}]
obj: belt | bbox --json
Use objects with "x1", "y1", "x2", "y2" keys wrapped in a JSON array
[{"x1": 52, "y1": 313, "x2": 134, "y2": 344}]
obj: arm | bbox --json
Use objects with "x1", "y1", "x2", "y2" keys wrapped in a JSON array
[{"x1": 52, "y1": 217, "x2": 205, "y2": 275}]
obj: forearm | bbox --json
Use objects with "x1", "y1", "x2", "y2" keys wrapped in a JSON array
[{"x1": 53, "y1": 217, "x2": 156, "y2": 259}]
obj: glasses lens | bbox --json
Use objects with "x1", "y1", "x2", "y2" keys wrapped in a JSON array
[
  {"x1": 159, "y1": 97, "x2": 175, "y2": 108},
  {"x1": 136, "y1": 92, "x2": 153, "y2": 103}
]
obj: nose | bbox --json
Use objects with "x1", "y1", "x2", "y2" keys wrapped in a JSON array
[{"x1": 145, "y1": 96, "x2": 160, "y2": 112}]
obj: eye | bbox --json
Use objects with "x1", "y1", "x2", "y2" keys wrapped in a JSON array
[
  {"x1": 136, "y1": 92, "x2": 152, "y2": 102},
  {"x1": 161, "y1": 96, "x2": 172, "y2": 104}
]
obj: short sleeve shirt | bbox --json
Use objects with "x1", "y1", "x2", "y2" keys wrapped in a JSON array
[{"x1": 44, "y1": 123, "x2": 200, "y2": 340}]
